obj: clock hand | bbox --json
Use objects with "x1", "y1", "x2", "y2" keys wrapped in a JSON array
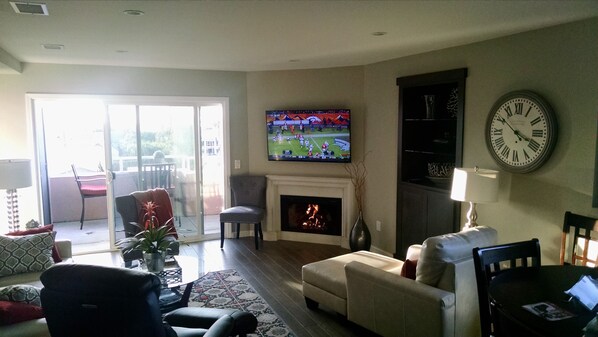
[
  {"x1": 497, "y1": 115, "x2": 523, "y2": 141},
  {"x1": 514, "y1": 130, "x2": 530, "y2": 142}
]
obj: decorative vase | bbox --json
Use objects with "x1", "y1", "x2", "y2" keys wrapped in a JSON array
[
  {"x1": 424, "y1": 94, "x2": 436, "y2": 119},
  {"x1": 143, "y1": 251, "x2": 166, "y2": 273},
  {"x1": 349, "y1": 212, "x2": 371, "y2": 252}
]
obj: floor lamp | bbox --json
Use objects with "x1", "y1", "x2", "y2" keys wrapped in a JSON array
[
  {"x1": 450, "y1": 167, "x2": 499, "y2": 229},
  {"x1": 0, "y1": 159, "x2": 32, "y2": 232}
]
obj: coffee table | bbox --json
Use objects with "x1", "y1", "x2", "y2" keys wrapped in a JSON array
[{"x1": 154, "y1": 255, "x2": 201, "y2": 313}]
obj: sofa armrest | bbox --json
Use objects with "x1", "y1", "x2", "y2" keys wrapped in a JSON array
[
  {"x1": 55, "y1": 240, "x2": 72, "y2": 260},
  {"x1": 406, "y1": 244, "x2": 422, "y2": 260},
  {"x1": 345, "y1": 261, "x2": 455, "y2": 337}
]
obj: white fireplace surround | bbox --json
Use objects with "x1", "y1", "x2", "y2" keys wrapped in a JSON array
[{"x1": 265, "y1": 175, "x2": 356, "y2": 248}]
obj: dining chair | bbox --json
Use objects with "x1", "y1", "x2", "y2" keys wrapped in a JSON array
[
  {"x1": 472, "y1": 238, "x2": 541, "y2": 337},
  {"x1": 219, "y1": 175, "x2": 266, "y2": 250},
  {"x1": 71, "y1": 164, "x2": 107, "y2": 230},
  {"x1": 142, "y1": 163, "x2": 179, "y2": 224},
  {"x1": 560, "y1": 211, "x2": 598, "y2": 267}
]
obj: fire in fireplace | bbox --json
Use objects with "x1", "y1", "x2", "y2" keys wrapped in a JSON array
[{"x1": 280, "y1": 195, "x2": 342, "y2": 236}]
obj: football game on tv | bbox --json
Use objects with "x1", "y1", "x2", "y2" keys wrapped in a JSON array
[{"x1": 266, "y1": 109, "x2": 351, "y2": 163}]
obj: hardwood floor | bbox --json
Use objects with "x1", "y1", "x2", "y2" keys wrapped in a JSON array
[{"x1": 179, "y1": 237, "x2": 381, "y2": 337}]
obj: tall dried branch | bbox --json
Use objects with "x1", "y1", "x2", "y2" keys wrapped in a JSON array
[{"x1": 345, "y1": 152, "x2": 370, "y2": 214}]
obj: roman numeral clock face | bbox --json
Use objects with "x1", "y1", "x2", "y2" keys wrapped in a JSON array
[{"x1": 485, "y1": 91, "x2": 557, "y2": 173}]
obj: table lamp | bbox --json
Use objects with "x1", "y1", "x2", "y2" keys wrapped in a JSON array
[
  {"x1": 0, "y1": 159, "x2": 32, "y2": 232},
  {"x1": 450, "y1": 166, "x2": 499, "y2": 229}
]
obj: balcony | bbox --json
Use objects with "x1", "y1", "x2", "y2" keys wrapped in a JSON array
[{"x1": 49, "y1": 160, "x2": 223, "y2": 255}]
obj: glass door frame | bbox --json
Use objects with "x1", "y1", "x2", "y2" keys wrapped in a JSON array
[{"x1": 28, "y1": 93, "x2": 230, "y2": 252}]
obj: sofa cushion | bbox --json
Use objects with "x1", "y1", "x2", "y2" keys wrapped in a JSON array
[
  {"x1": 0, "y1": 233, "x2": 55, "y2": 278},
  {"x1": 6, "y1": 225, "x2": 62, "y2": 263},
  {"x1": 0, "y1": 301, "x2": 44, "y2": 326},
  {"x1": 302, "y1": 250, "x2": 403, "y2": 299},
  {"x1": 400, "y1": 259, "x2": 418, "y2": 280},
  {"x1": 0, "y1": 285, "x2": 41, "y2": 306},
  {"x1": 416, "y1": 226, "x2": 498, "y2": 287}
]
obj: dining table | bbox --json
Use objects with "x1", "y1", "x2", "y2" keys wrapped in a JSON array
[{"x1": 488, "y1": 265, "x2": 598, "y2": 337}]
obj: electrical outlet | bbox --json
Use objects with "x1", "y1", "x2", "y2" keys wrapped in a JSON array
[
  {"x1": 234, "y1": 160, "x2": 241, "y2": 169},
  {"x1": 375, "y1": 220, "x2": 382, "y2": 232}
]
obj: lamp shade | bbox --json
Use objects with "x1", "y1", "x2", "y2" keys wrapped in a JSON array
[
  {"x1": 450, "y1": 167, "x2": 499, "y2": 203},
  {"x1": 0, "y1": 159, "x2": 32, "y2": 189}
]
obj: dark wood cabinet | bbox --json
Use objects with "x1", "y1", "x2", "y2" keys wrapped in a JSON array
[{"x1": 395, "y1": 68, "x2": 467, "y2": 259}]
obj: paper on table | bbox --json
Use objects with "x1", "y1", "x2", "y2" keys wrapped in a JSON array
[
  {"x1": 522, "y1": 302, "x2": 575, "y2": 321},
  {"x1": 565, "y1": 275, "x2": 598, "y2": 311}
]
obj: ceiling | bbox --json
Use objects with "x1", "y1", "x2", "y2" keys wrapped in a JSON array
[{"x1": 1, "y1": 0, "x2": 598, "y2": 74}]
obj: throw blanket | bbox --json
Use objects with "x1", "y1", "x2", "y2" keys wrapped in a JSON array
[{"x1": 132, "y1": 188, "x2": 178, "y2": 239}]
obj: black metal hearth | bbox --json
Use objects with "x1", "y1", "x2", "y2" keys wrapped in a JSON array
[{"x1": 280, "y1": 195, "x2": 342, "y2": 236}]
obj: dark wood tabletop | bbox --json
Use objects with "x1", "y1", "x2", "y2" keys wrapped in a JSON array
[{"x1": 488, "y1": 265, "x2": 598, "y2": 337}]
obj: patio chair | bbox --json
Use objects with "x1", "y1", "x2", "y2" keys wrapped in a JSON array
[{"x1": 71, "y1": 164, "x2": 107, "y2": 230}]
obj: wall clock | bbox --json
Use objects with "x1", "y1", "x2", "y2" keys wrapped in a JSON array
[{"x1": 485, "y1": 90, "x2": 558, "y2": 173}]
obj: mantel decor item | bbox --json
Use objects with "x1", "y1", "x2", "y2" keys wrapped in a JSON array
[
  {"x1": 117, "y1": 201, "x2": 176, "y2": 273},
  {"x1": 450, "y1": 167, "x2": 499, "y2": 229},
  {"x1": 0, "y1": 159, "x2": 32, "y2": 232},
  {"x1": 345, "y1": 153, "x2": 371, "y2": 251}
]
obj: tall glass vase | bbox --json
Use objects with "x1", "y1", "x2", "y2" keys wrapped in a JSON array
[{"x1": 349, "y1": 212, "x2": 371, "y2": 252}]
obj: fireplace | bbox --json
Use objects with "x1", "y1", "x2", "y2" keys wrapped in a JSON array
[
  {"x1": 265, "y1": 175, "x2": 355, "y2": 248},
  {"x1": 280, "y1": 195, "x2": 342, "y2": 236}
]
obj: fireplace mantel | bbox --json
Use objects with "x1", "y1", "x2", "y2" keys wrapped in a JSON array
[{"x1": 265, "y1": 175, "x2": 356, "y2": 248}]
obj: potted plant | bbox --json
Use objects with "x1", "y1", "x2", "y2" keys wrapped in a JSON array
[{"x1": 117, "y1": 201, "x2": 176, "y2": 273}]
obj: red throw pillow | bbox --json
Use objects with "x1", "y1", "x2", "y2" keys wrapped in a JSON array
[
  {"x1": 0, "y1": 301, "x2": 44, "y2": 326},
  {"x1": 400, "y1": 259, "x2": 418, "y2": 280},
  {"x1": 6, "y1": 225, "x2": 62, "y2": 262}
]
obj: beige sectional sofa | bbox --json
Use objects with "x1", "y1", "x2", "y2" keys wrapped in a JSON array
[
  {"x1": 302, "y1": 226, "x2": 498, "y2": 337},
  {"x1": 0, "y1": 239, "x2": 72, "y2": 337}
]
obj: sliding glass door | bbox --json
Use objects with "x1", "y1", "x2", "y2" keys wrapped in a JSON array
[{"x1": 32, "y1": 95, "x2": 227, "y2": 255}]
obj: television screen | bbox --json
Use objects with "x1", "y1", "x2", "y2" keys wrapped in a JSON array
[{"x1": 266, "y1": 109, "x2": 351, "y2": 163}]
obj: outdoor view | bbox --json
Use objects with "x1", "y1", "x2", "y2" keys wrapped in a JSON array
[{"x1": 36, "y1": 97, "x2": 225, "y2": 254}]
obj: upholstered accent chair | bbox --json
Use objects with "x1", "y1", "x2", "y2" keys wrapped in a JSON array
[
  {"x1": 115, "y1": 188, "x2": 179, "y2": 262},
  {"x1": 302, "y1": 226, "x2": 498, "y2": 337},
  {"x1": 219, "y1": 176, "x2": 267, "y2": 250}
]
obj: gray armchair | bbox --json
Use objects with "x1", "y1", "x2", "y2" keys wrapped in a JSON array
[
  {"x1": 115, "y1": 189, "x2": 180, "y2": 262},
  {"x1": 219, "y1": 176, "x2": 267, "y2": 250}
]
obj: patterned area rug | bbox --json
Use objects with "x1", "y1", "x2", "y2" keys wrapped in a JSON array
[{"x1": 188, "y1": 269, "x2": 295, "y2": 337}]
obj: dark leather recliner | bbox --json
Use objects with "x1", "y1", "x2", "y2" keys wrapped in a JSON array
[{"x1": 40, "y1": 264, "x2": 258, "y2": 337}]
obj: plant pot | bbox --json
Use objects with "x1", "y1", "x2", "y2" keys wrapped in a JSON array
[
  {"x1": 143, "y1": 251, "x2": 166, "y2": 273},
  {"x1": 349, "y1": 212, "x2": 371, "y2": 252}
]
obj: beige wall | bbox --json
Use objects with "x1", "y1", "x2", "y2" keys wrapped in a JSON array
[
  {"x1": 363, "y1": 18, "x2": 598, "y2": 262},
  {"x1": 1, "y1": 19, "x2": 597, "y2": 264},
  {"x1": 0, "y1": 64, "x2": 247, "y2": 229},
  {"x1": 246, "y1": 67, "x2": 365, "y2": 176}
]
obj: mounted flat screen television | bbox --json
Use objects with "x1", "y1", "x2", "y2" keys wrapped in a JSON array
[{"x1": 266, "y1": 109, "x2": 351, "y2": 163}]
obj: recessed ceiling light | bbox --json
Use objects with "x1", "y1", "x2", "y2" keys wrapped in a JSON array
[
  {"x1": 289, "y1": 59, "x2": 300, "y2": 63},
  {"x1": 116, "y1": 50, "x2": 128, "y2": 53},
  {"x1": 371, "y1": 32, "x2": 387, "y2": 36},
  {"x1": 41, "y1": 44, "x2": 64, "y2": 51},
  {"x1": 123, "y1": 9, "x2": 144, "y2": 16}
]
